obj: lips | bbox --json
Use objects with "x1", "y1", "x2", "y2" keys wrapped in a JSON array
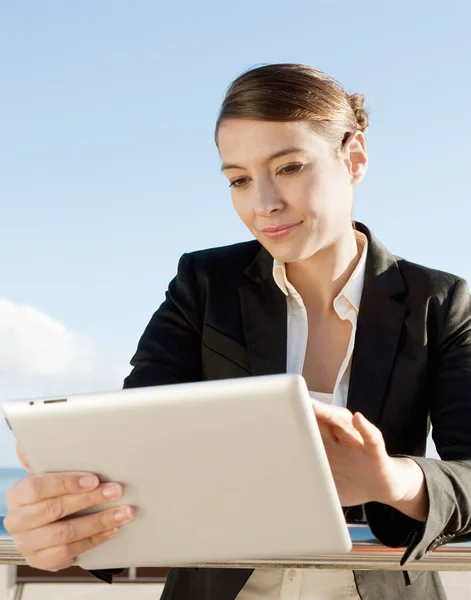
[
  {"x1": 260, "y1": 222, "x2": 301, "y2": 239},
  {"x1": 262, "y1": 223, "x2": 299, "y2": 233}
]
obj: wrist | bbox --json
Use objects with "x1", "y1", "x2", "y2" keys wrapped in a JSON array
[
  {"x1": 384, "y1": 457, "x2": 429, "y2": 522},
  {"x1": 390, "y1": 457, "x2": 422, "y2": 502}
]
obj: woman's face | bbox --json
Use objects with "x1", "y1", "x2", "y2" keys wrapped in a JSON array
[{"x1": 217, "y1": 119, "x2": 367, "y2": 264}]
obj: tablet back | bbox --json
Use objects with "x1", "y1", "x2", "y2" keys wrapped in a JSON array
[{"x1": 2, "y1": 374, "x2": 351, "y2": 569}]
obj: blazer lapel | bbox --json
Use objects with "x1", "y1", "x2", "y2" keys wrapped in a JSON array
[
  {"x1": 237, "y1": 225, "x2": 407, "y2": 428},
  {"x1": 347, "y1": 223, "x2": 407, "y2": 425},
  {"x1": 239, "y1": 245, "x2": 287, "y2": 376}
]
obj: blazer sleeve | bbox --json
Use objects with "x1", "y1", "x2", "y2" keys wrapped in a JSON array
[
  {"x1": 88, "y1": 253, "x2": 203, "y2": 583},
  {"x1": 365, "y1": 277, "x2": 471, "y2": 564},
  {"x1": 124, "y1": 252, "x2": 203, "y2": 389}
]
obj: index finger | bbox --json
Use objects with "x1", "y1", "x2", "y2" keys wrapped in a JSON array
[{"x1": 6, "y1": 472, "x2": 100, "y2": 510}]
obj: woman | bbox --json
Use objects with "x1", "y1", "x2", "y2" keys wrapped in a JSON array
[{"x1": 5, "y1": 64, "x2": 471, "y2": 600}]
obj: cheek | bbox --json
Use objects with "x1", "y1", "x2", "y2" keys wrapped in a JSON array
[
  {"x1": 301, "y1": 169, "x2": 350, "y2": 214},
  {"x1": 288, "y1": 176, "x2": 325, "y2": 215},
  {"x1": 231, "y1": 195, "x2": 252, "y2": 226}
]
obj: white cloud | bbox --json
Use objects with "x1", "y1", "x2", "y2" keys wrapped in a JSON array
[{"x1": 0, "y1": 298, "x2": 128, "y2": 466}]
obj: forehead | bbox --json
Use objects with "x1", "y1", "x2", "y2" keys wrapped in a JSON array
[{"x1": 217, "y1": 119, "x2": 329, "y2": 165}]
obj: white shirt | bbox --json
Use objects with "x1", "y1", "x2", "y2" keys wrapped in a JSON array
[{"x1": 236, "y1": 231, "x2": 368, "y2": 600}]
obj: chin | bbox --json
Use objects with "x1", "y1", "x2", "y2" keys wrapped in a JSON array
[
  {"x1": 253, "y1": 223, "x2": 316, "y2": 264},
  {"x1": 264, "y1": 242, "x2": 308, "y2": 264}
]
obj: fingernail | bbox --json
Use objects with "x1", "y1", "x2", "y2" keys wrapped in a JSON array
[
  {"x1": 102, "y1": 483, "x2": 122, "y2": 499},
  {"x1": 79, "y1": 475, "x2": 99, "y2": 489},
  {"x1": 115, "y1": 507, "x2": 134, "y2": 522},
  {"x1": 102, "y1": 528, "x2": 119, "y2": 540}
]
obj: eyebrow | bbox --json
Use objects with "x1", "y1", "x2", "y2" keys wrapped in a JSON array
[{"x1": 220, "y1": 147, "x2": 304, "y2": 172}]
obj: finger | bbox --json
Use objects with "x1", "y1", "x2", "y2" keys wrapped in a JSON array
[
  {"x1": 312, "y1": 400, "x2": 353, "y2": 429},
  {"x1": 316, "y1": 419, "x2": 340, "y2": 444},
  {"x1": 16, "y1": 445, "x2": 31, "y2": 473},
  {"x1": 20, "y1": 506, "x2": 135, "y2": 553},
  {"x1": 329, "y1": 423, "x2": 364, "y2": 447},
  {"x1": 4, "y1": 482, "x2": 124, "y2": 533},
  {"x1": 6, "y1": 472, "x2": 101, "y2": 510},
  {"x1": 27, "y1": 528, "x2": 119, "y2": 572},
  {"x1": 327, "y1": 425, "x2": 363, "y2": 448},
  {"x1": 352, "y1": 412, "x2": 385, "y2": 455},
  {"x1": 318, "y1": 419, "x2": 364, "y2": 447},
  {"x1": 49, "y1": 560, "x2": 77, "y2": 572},
  {"x1": 313, "y1": 402, "x2": 362, "y2": 445}
]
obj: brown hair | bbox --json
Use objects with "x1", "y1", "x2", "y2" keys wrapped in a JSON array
[{"x1": 215, "y1": 63, "x2": 368, "y2": 154}]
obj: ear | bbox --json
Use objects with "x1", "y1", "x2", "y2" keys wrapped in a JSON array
[{"x1": 342, "y1": 131, "x2": 368, "y2": 185}]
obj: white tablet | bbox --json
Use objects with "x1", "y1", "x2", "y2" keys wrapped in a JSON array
[{"x1": 2, "y1": 374, "x2": 351, "y2": 570}]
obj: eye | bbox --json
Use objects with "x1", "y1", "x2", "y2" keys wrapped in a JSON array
[
  {"x1": 278, "y1": 163, "x2": 304, "y2": 175},
  {"x1": 229, "y1": 177, "x2": 250, "y2": 188}
]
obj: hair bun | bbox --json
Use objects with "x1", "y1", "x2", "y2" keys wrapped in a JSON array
[{"x1": 348, "y1": 93, "x2": 369, "y2": 132}]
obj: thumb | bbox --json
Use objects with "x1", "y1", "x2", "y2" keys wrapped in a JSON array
[{"x1": 16, "y1": 444, "x2": 32, "y2": 473}]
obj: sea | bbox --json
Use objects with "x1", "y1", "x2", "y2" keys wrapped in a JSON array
[{"x1": 0, "y1": 467, "x2": 29, "y2": 535}]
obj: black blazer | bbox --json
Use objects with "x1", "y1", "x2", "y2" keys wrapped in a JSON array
[{"x1": 95, "y1": 222, "x2": 471, "y2": 599}]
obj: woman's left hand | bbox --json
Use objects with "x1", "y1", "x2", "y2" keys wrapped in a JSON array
[{"x1": 312, "y1": 400, "x2": 428, "y2": 520}]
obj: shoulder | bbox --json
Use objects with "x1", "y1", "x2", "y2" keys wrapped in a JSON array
[
  {"x1": 359, "y1": 221, "x2": 467, "y2": 302},
  {"x1": 394, "y1": 257, "x2": 470, "y2": 324},
  {"x1": 396, "y1": 256, "x2": 464, "y2": 297},
  {"x1": 182, "y1": 240, "x2": 263, "y2": 280}
]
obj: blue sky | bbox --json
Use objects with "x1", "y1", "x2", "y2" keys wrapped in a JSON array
[{"x1": 1, "y1": 1, "x2": 470, "y2": 465}]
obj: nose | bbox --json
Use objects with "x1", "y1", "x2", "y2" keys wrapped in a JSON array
[{"x1": 252, "y1": 179, "x2": 285, "y2": 217}]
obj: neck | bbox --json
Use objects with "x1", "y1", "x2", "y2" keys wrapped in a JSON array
[{"x1": 285, "y1": 228, "x2": 362, "y2": 313}]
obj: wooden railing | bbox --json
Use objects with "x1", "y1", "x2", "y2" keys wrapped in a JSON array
[{"x1": 2, "y1": 525, "x2": 471, "y2": 581}]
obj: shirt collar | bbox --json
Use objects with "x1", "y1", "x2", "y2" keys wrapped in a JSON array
[{"x1": 272, "y1": 230, "x2": 368, "y2": 312}]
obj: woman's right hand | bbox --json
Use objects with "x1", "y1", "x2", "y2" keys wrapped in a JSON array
[{"x1": 3, "y1": 446, "x2": 136, "y2": 572}]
